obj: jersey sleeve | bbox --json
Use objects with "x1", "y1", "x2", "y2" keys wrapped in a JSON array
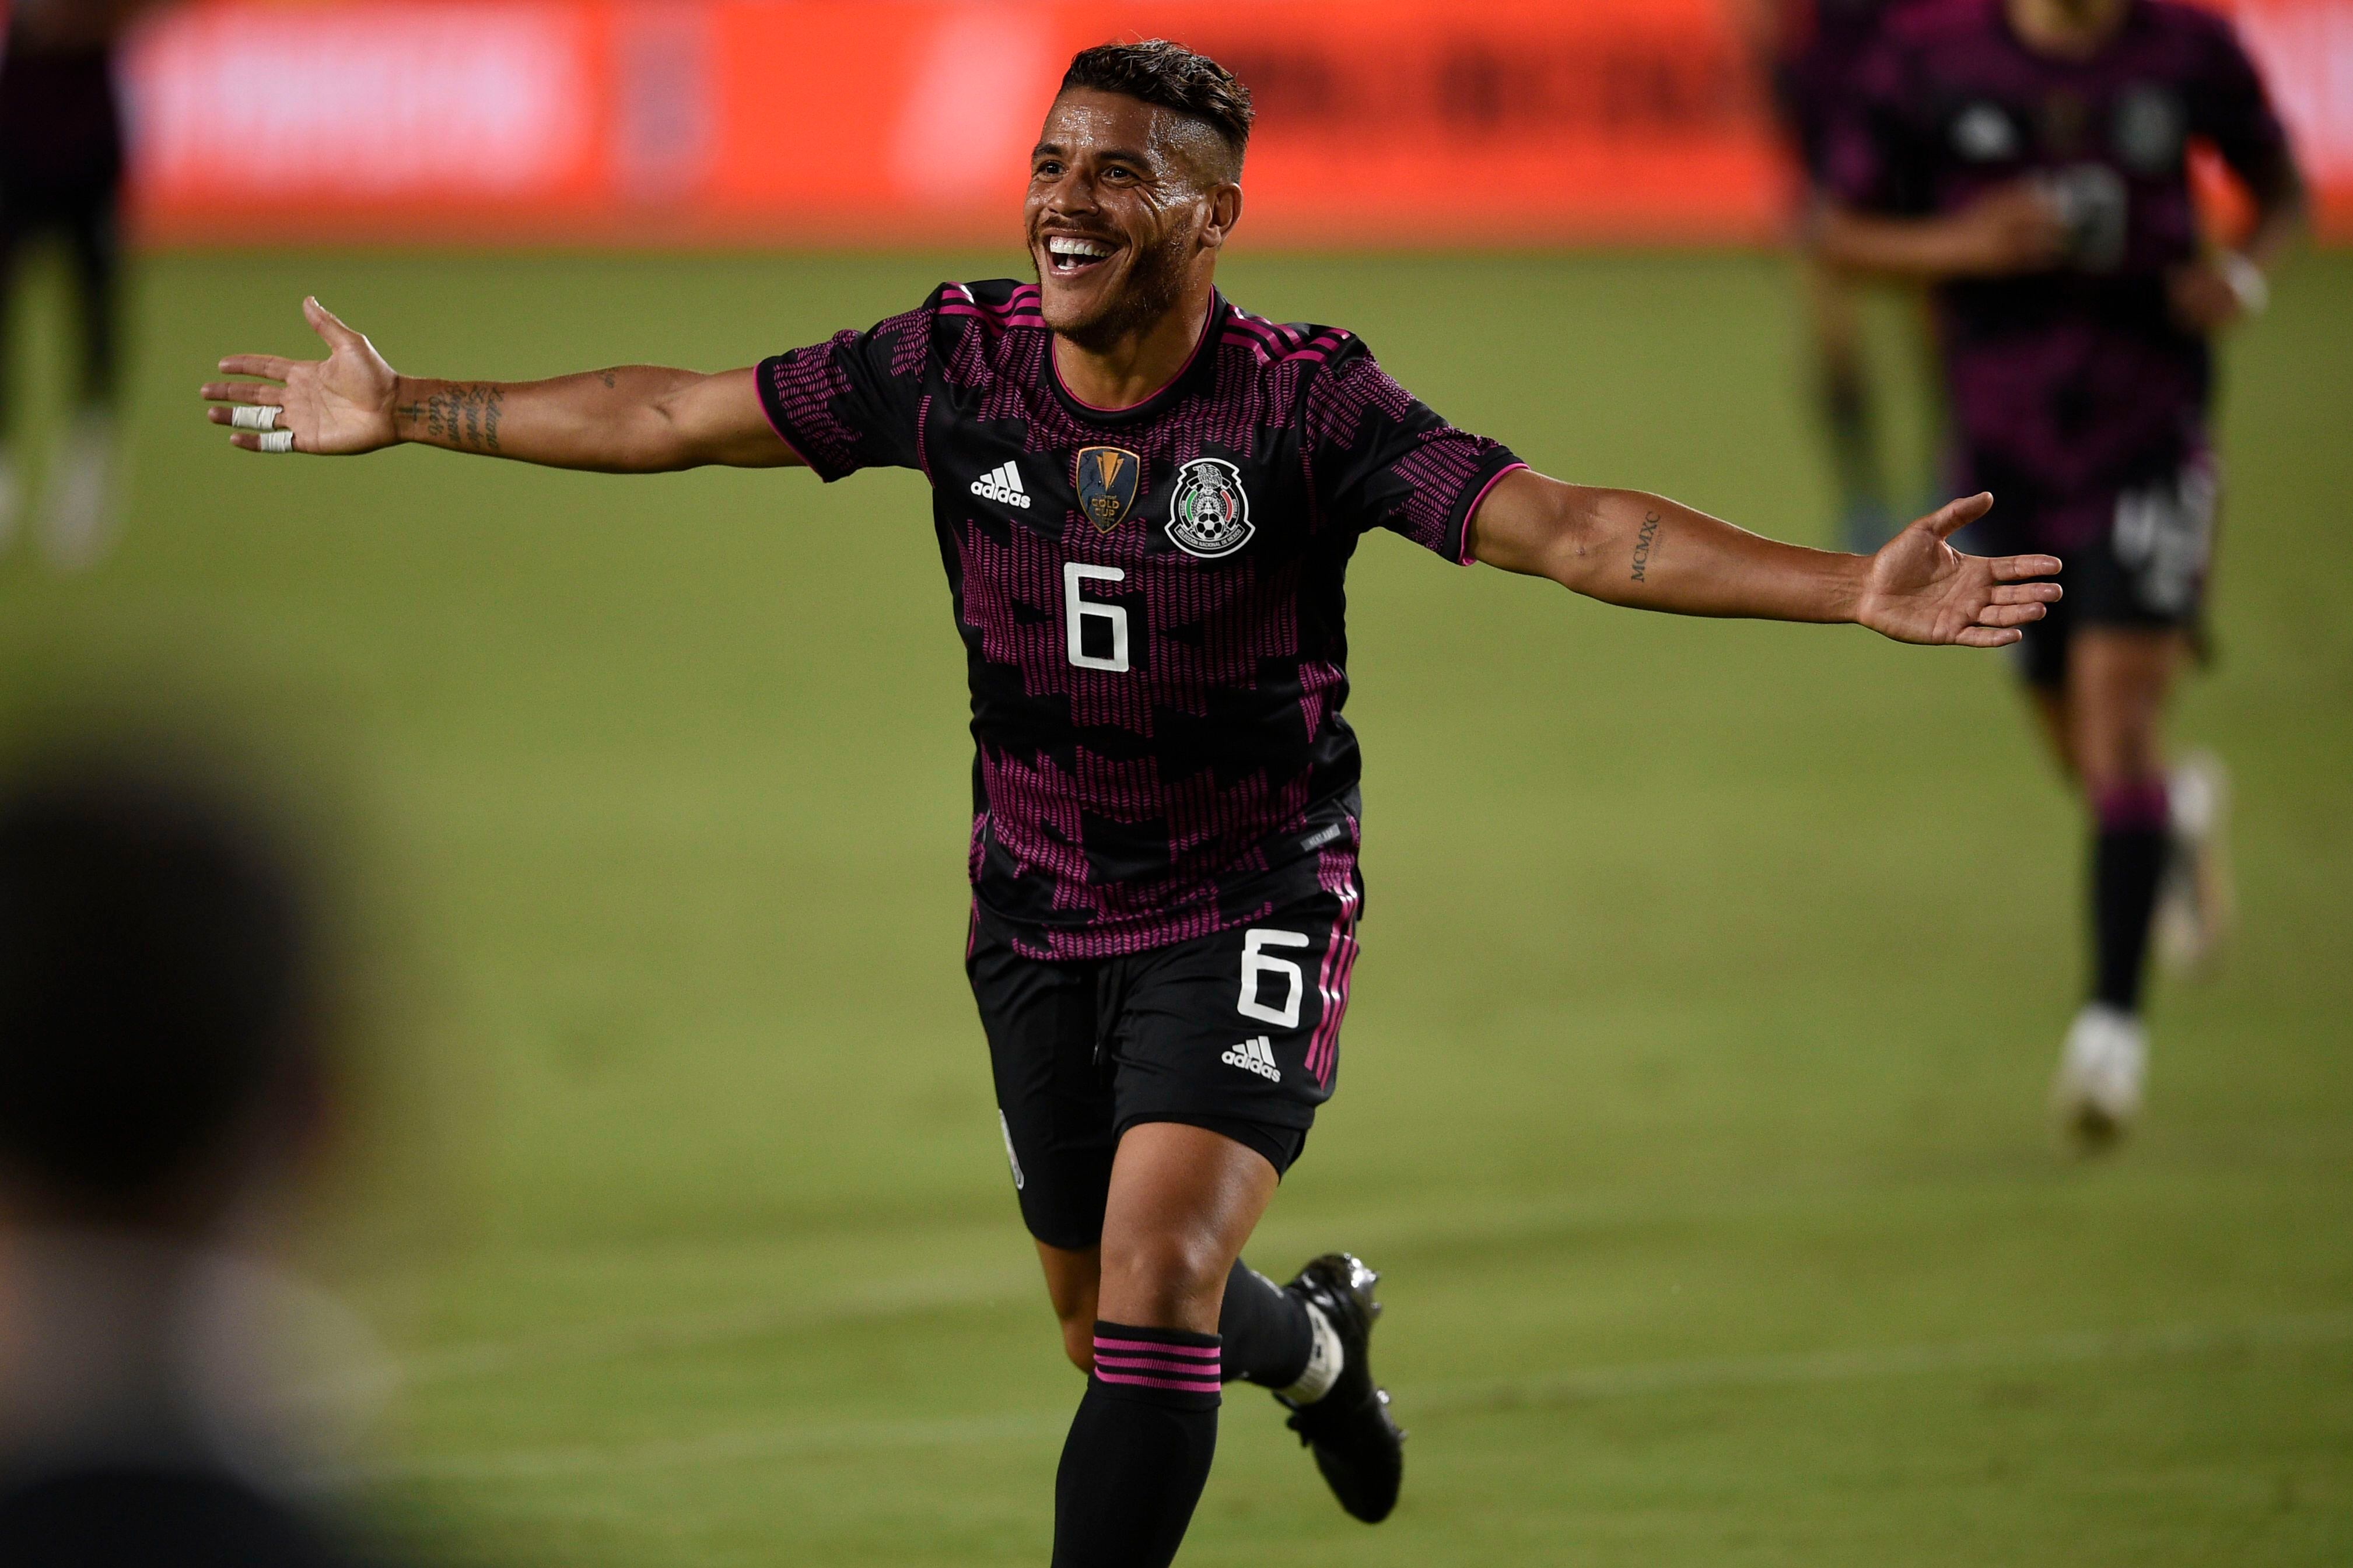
[
  {"x1": 2189, "y1": 12, "x2": 2296, "y2": 195},
  {"x1": 754, "y1": 292, "x2": 937, "y2": 482},
  {"x1": 1302, "y1": 338, "x2": 1524, "y2": 566}
]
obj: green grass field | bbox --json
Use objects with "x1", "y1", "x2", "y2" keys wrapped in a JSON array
[{"x1": 3, "y1": 248, "x2": 2349, "y2": 1566}]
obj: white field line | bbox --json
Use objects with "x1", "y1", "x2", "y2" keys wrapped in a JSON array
[{"x1": 359, "y1": 1310, "x2": 2353, "y2": 1486}]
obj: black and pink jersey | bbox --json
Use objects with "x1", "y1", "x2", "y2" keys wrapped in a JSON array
[
  {"x1": 1827, "y1": 0, "x2": 2292, "y2": 545},
  {"x1": 757, "y1": 282, "x2": 1523, "y2": 959}
]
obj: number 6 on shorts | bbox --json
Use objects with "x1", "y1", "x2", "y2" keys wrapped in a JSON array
[{"x1": 1238, "y1": 928, "x2": 1311, "y2": 1029}]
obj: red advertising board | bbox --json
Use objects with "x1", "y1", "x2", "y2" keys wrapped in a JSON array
[{"x1": 115, "y1": 0, "x2": 2353, "y2": 246}]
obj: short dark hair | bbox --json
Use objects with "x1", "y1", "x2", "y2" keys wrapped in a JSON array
[
  {"x1": 1060, "y1": 40, "x2": 1253, "y2": 168},
  {"x1": 0, "y1": 744, "x2": 323, "y2": 1216}
]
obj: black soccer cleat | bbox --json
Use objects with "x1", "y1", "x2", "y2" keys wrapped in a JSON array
[{"x1": 1279, "y1": 1252, "x2": 1405, "y2": 1524}]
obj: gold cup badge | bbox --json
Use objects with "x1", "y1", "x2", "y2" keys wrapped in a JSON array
[{"x1": 1074, "y1": 446, "x2": 1144, "y2": 532}]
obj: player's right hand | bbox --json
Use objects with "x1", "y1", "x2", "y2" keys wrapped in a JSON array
[
  {"x1": 202, "y1": 297, "x2": 400, "y2": 455},
  {"x1": 1941, "y1": 183, "x2": 2068, "y2": 276}
]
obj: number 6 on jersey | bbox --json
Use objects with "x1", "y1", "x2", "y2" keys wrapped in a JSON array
[{"x1": 1064, "y1": 562, "x2": 1129, "y2": 672}]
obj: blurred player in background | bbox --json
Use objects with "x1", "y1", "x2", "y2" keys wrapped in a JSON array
[
  {"x1": 1742, "y1": 0, "x2": 1934, "y2": 552},
  {"x1": 0, "y1": 736, "x2": 395, "y2": 1567},
  {"x1": 1815, "y1": 0, "x2": 2305, "y2": 1144},
  {"x1": 201, "y1": 40, "x2": 2062, "y2": 1566},
  {"x1": 0, "y1": 0, "x2": 163, "y2": 569}
]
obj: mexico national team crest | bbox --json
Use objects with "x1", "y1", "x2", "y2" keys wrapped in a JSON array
[
  {"x1": 1165, "y1": 457, "x2": 1254, "y2": 559},
  {"x1": 1074, "y1": 445, "x2": 1143, "y2": 532}
]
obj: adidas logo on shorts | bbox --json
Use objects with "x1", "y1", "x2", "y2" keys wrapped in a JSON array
[
  {"x1": 971, "y1": 461, "x2": 1031, "y2": 510},
  {"x1": 1221, "y1": 1035, "x2": 1281, "y2": 1082}
]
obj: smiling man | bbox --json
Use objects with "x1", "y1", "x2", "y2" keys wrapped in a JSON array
[{"x1": 203, "y1": 40, "x2": 2061, "y2": 1566}]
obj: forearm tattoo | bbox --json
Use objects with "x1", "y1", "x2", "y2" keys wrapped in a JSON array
[
  {"x1": 1630, "y1": 511, "x2": 1662, "y2": 583},
  {"x1": 397, "y1": 384, "x2": 505, "y2": 452}
]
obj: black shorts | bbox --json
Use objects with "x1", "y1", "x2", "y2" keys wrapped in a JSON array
[
  {"x1": 967, "y1": 883, "x2": 1361, "y2": 1252},
  {"x1": 1967, "y1": 461, "x2": 2218, "y2": 690}
]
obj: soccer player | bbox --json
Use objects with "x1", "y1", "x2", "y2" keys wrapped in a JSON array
[
  {"x1": 0, "y1": 0, "x2": 162, "y2": 569},
  {"x1": 201, "y1": 41, "x2": 2061, "y2": 1565},
  {"x1": 1813, "y1": 0, "x2": 2304, "y2": 1143}
]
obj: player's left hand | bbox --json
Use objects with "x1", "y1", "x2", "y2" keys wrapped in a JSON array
[
  {"x1": 1855, "y1": 493, "x2": 2062, "y2": 648},
  {"x1": 2166, "y1": 259, "x2": 2252, "y2": 334}
]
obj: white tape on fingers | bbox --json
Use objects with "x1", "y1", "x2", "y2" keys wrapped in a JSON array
[
  {"x1": 230, "y1": 405, "x2": 283, "y2": 432},
  {"x1": 258, "y1": 430, "x2": 296, "y2": 454}
]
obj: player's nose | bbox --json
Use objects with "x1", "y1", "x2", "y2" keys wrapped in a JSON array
[{"x1": 1043, "y1": 172, "x2": 1101, "y2": 218}]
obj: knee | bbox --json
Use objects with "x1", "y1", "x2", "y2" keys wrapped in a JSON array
[
  {"x1": 2080, "y1": 741, "x2": 2165, "y2": 805},
  {"x1": 1098, "y1": 1232, "x2": 1229, "y2": 1328}
]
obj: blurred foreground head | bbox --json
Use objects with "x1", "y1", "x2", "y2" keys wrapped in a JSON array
[
  {"x1": 0, "y1": 739, "x2": 334, "y2": 1232},
  {"x1": 0, "y1": 737, "x2": 404, "y2": 1567}
]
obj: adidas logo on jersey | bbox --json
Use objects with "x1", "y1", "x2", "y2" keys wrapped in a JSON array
[
  {"x1": 971, "y1": 461, "x2": 1032, "y2": 510},
  {"x1": 1221, "y1": 1035, "x2": 1281, "y2": 1082}
]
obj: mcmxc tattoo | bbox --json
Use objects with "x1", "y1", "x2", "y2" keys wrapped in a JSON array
[{"x1": 1631, "y1": 511, "x2": 1662, "y2": 582}]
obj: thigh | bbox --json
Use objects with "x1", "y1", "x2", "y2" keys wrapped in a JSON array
[
  {"x1": 1108, "y1": 883, "x2": 1362, "y2": 1176},
  {"x1": 2067, "y1": 627, "x2": 2182, "y2": 789},
  {"x1": 967, "y1": 904, "x2": 1118, "y2": 1251},
  {"x1": 1097, "y1": 1120, "x2": 1281, "y2": 1334},
  {"x1": 2060, "y1": 467, "x2": 2210, "y2": 785}
]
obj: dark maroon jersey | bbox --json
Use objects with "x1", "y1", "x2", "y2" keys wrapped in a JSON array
[
  {"x1": 1827, "y1": 0, "x2": 2292, "y2": 546},
  {"x1": 757, "y1": 282, "x2": 1523, "y2": 959}
]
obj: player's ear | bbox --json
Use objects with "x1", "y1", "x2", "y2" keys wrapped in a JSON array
[{"x1": 1200, "y1": 181, "x2": 1244, "y2": 251}]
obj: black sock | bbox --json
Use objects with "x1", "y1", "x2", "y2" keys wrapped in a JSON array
[
  {"x1": 1052, "y1": 1322, "x2": 1221, "y2": 1568},
  {"x1": 2093, "y1": 781, "x2": 2170, "y2": 1013},
  {"x1": 1217, "y1": 1259, "x2": 1313, "y2": 1388}
]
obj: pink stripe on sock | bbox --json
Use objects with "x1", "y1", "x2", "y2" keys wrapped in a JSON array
[
  {"x1": 1095, "y1": 1368, "x2": 1223, "y2": 1392},
  {"x1": 2096, "y1": 780, "x2": 2170, "y2": 832},
  {"x1": 1095, "y1": 1352, "x2": 1229, "y2": 1377},
  {"x1": 1093, "y1": 1336, "x2": 1220, "y2": 1360}
]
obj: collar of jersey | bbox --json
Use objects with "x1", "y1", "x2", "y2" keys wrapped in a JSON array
[{"x1": 1045, "y1": 293, "x2": 1229, "y2": 426}]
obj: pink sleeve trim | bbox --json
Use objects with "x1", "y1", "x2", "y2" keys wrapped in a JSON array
[{"x1": 1458, "y1": 461, "x2": 1529, "y2": 566}]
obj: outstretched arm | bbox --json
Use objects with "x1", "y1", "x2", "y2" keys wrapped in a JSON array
[
  {"x1": 1811, "y1": 183, "x2": 2070, "y2": 280},
  {"x1": 1467, "y1": 471, "x2": 2060, "y2": 648},
  {"x1": 1815, "y1": 162, "x2": 2305, "y2": 332},
  {"x1": 202, "y1": 298, "x2": 801, "y2": 473}
]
